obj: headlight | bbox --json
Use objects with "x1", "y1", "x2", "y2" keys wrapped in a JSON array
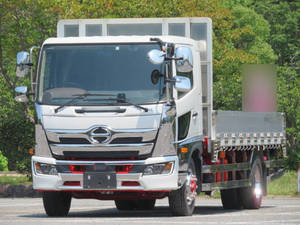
[
  {"x1": 143, "y1": 162, "x2": 174, "y2": 175},
  {"x1": 34, "y1": 162, "x2": 58, "y2": 175}
]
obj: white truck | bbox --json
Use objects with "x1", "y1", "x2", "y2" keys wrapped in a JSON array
[{"x1": 15, "y1": 17, "x2": 286, "y2": 216}]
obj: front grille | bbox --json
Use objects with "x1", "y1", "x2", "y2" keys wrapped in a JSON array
[
  {"x1": 93, "y1": 137, "x2": 108, "y2": 143},
  {"x1": 59, "y1": 138, "x2": 90, "y2": 144},
  {"x1": 62, "y1": 151, "x2": 139, "y2": 159},
  {"x1": 110, "y1": 137, "x2": 143, "y2": 144}
]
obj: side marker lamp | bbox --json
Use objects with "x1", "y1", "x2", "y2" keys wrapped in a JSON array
[{"x1": 181, "y1": 147, "x2": 189, "y2": 153}]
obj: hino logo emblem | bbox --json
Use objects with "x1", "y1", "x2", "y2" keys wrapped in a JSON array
[{"x1": 88, "y1": 126, "x2": 112, "y2": 144}]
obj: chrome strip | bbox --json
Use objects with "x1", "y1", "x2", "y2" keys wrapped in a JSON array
[
  {"x1": 172, "y1": 135, "x2": 204, "y2": 145},
  {"x1": 202, "y1": 179, "x2": 251, "y2": 191},
  {"x1": 50, "y1": 143, "x2": 153, "y2": 155},
  {"x1": 202, "y1": 162, "x2": 251, "y2": 173},
  {"x1": 46, "y1": 125, "x2": 157, "y2": 143}
]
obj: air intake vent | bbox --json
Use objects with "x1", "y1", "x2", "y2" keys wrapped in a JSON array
[
  {"x1": 59, "y1": 138, "x2": 90, "y2": 144},
  {"x1": 93, "y1": 137, "x2": 108, "y2": 143},
  {"x1": 110, "y1": 137, "x2": 143, "y2": 144}
]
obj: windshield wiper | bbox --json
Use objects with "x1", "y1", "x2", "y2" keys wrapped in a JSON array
[
  {"x1": 114, "y1": 94, "x2": 149, "y2": 112},
  {"x1": 83, "y1": 93, "x2": 149, "y2": 112},
  {"x1": 54, "y1": 93, "x2": 115, "y2": 113}
]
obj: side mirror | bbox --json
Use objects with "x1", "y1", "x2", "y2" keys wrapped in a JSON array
[
  {"x1": 15, "y1": 86, "x2": 29, "y2": 103},
  {"x1": 15, "y1": 86, "x2": 28, "y2": 94},
  {"x1": 175, "y1": 46, "x2": 193, "y2": 73},
  {"x1": 174, "y1": 76, "x2": 191, "y2": 93},
  {"x1": 15, "y1": 95, "x2": 29, "y2": 103},
  {"x1": 147, "y1": 49, "x2": 165, "y2": 65},
  {"x1": 16, "y1": 51, "x2": 30, "y2": 77}
]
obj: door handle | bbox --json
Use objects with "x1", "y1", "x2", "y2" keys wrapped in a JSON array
[{"x1": 192, "y1": 112, "x2": 198, "y2": 118}]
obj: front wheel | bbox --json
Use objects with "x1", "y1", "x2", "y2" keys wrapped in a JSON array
[
  {"x1": 239, "y1": 158, "x2": 263, "y2": 209},
  {"x1": 168, "y1": 160, "x2": 197, "y2": 216},
  {"x1": 43, "y1": 191, "x2": 72, "y2": 217}
]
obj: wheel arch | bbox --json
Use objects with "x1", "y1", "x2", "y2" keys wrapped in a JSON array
[{"x1": 188, "y1": 142, "x2": 203, "y2": 193}]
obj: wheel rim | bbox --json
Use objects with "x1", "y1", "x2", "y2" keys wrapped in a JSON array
[{"x1": 186, "y1": 173, "x2": 197, "y2": 206}]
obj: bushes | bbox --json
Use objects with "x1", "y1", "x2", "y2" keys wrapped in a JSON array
[
  {"x1": 0, "y1": 116, "x2": 34, "y2": 173},
  {"x1": 0, "y1": 150, "x2": 8, "y2": 171},
  {"x1": 285, "y1": 149, "x2": 300, "y2": 171}
]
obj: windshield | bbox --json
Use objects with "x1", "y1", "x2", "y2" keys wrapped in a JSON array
[{"x1": 37, "y1": 43, "x2": 166, "y2": 105}]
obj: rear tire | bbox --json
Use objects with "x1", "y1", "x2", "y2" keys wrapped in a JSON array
[
  {"x1": 43, "y1": 191, "x2": 72, "y2": 217},
  {"x1": 169, "y1": 160, "x2": 197, "y2": 216},
  {"x1": 239, "y1": 158, "x2": 263, "y2": 209},
  {"x1": 115, "y1": 199, "x2": 156, "y2": 210},
  {"x1": 221, "y1": 188, "x2": 243, "y2": 209}
]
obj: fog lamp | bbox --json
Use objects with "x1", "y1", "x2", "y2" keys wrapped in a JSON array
[{"x1": 34, "y1": 162, "x2": 58, "y2": 175}]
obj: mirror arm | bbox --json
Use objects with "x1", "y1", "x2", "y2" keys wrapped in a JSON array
[
  {"x1": 165, "y1": 78, "x2": 176, "y2": 83},
  {"x1": 150, "y1": 37, "x2": 164, "y2": 50},
  {"x1": 29, "y1": 46, "x2": 40, "y2": 93}
]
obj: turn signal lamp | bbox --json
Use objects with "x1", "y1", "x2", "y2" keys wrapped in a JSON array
[{"x1": 28, "y1": 148, "x2": 34, "y2": 155}]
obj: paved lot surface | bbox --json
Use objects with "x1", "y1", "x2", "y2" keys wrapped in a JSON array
[{"x1": 0, "y1": 197, "x2": 300, "y2": 225}]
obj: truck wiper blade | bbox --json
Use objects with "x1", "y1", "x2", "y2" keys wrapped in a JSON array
[
  {"x1": 54, "y1": 93, "x2": 115, "y2": 113},
  {"x1": 116, "y1": 98, "x2": 149, "y2": 112},
  {"x1": 94, "y1": 94, "x2": 146, "y2": 112}
]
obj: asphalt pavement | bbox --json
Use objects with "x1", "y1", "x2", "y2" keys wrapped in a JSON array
[{"x1": 0, "y1": 197, "x2": 300, "y2": 225}]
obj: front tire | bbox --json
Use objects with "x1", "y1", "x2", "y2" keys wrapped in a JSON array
[
  {"x1": 169, "y1": 160, "x2": 197, "y2": 216},
  {"x1": 43, "y1": 191, "x2": 72, "y2": 217}
]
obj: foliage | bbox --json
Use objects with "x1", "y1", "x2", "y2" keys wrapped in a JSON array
[
  {"x1": 0, "y1": 175, "x2": 30, "y2": 185},
  {"x1": 267, "y1": 170, "x2": 300, "y2": 196},
  {"x1": 0, "y1": 150, "x2": 8, "y2": 171},
  {"x1": 0, "y1": 116, "x2": 34, "y2": 173}
]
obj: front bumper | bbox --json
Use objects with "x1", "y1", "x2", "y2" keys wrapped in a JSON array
[{"x1": 32, "y1": 156, "x2": 179, "y2": 191}]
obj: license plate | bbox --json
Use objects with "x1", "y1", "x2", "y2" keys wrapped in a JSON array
[{"x1": 83, "y1": 172, "x2": 116, "y2": 189}]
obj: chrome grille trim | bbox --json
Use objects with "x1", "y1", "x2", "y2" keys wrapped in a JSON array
[
  {"x1": 50, "y1": 143, "x2": 154, "y2": 155},
  {"x1": 46, "y1": 125, "x2": 157, "y2": 144}
]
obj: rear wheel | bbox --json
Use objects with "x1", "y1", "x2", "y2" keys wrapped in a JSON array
[
  {"x1": 115, "y1": 199, "x2": 156, "y2": 210},
  {"x1": 239, "y1": 158, "x2": 263, "y2": 209},
  {"x1": 169, "y1": 160, "x2": 197, "y2": 216},
  {"x1": 43, "y1": 191, "x2": 72, "y2": 217},
  {"x1": 221, "y1": 188, "x2": 243, "y2": 209}
]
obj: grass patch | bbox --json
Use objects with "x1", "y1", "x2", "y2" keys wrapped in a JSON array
[
  {"x1": 267, "y1": 170, "x2": 299, "y2": 196},
  {"x1": 0, "y1": 175, "x2": 31, "y2": 185}
]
